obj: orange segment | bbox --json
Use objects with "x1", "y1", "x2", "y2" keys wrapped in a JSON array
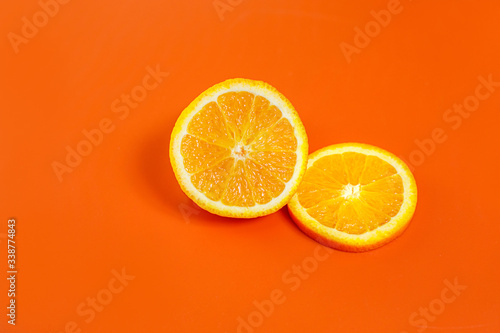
[
  {"x1": 251, "y1": 118, "x2": 297, "y2": 152},
  {"x1": 244, "y1": 159, "x2": 285, "y2": 205},
  {"x1": 342, "y1": 152, "x2": 366, "y2": 184},
  {"x1": 298, "y1": 182, "x2": 342, "y2": 209},
  {"x1": 180, "y1": 135, "x2": 230, "y2": 173},
  {"x1": 217, "y1": 91, "x2": 255, "y2": 142},
  {"x1": 170, "y1": 79, "x2": 308, "y2": 218},
  {"x1": 221, "y1": 160, "x2": 255, "y2": 207},
  {"x1": 351, "y1": 200, "x2": 391, "y2": 231},
  {"x1": 191, "y1": 158, "x2": 235, "y2": 201},
  {"x1": 359, "y1": 155, "x2": 398, "y2": 185},
  {"x1": 306, "y1": 197, "x2": 344, "y2": 228},
  {"x1": 249, "y1": 151, "x2": 296, "y2": 182},
  {"x1": 187, "y1": 102, "x2": 234, "y2": 147},
  {"x1": 362, "y1": 174, "x2": 404, "y2": 194},
  {"x1": 310, "y1": 154, "x2": 349, "y2": 186},
  {"x1": 288, "y1": 143, "x2": 417, "y2": 252},
  {"x1": 359, "y1": 191, "x2": 403, "y2": 217},
  {"x1": 242, "y1": 101, "x2": 281, "y2": 145},
  {"x1": 333, "y1": 201, "x2": 369, "y2": 235}
]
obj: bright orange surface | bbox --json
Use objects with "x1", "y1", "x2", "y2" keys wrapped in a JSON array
[{"x1": 1, "y1": 0, "x2": 500, "y2": 332}]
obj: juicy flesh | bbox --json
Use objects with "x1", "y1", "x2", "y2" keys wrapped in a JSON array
[
  {"x1": 181, "y1": 92, "x2": 298, "y2": 207},
  {"x1": 297, "y1": 152, "x2": 404, "y2": 234}
]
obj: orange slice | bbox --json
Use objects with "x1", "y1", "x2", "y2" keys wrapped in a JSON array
[
  {"x1": 288, "y1": 143, "x2": 417, "y2": 252},
  {"x1": 170, "y1": 79, "x2": 308, "y2": 218}
]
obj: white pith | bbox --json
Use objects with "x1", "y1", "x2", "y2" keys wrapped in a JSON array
[{"x1": 342, "y1": 184, "x2": 361, "y2": 199}]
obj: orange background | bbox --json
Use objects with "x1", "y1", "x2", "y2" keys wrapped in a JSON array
[{"x1": 1, "y1": 0, "x2": 500, "y2": 332}]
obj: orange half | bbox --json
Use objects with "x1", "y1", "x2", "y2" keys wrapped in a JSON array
[
  {"x1": 170, "y1": 79, "x2": 308, "y2": 218},
  {"x1": 288, "y1": 143, "x2": 417, "y2": 252}
]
